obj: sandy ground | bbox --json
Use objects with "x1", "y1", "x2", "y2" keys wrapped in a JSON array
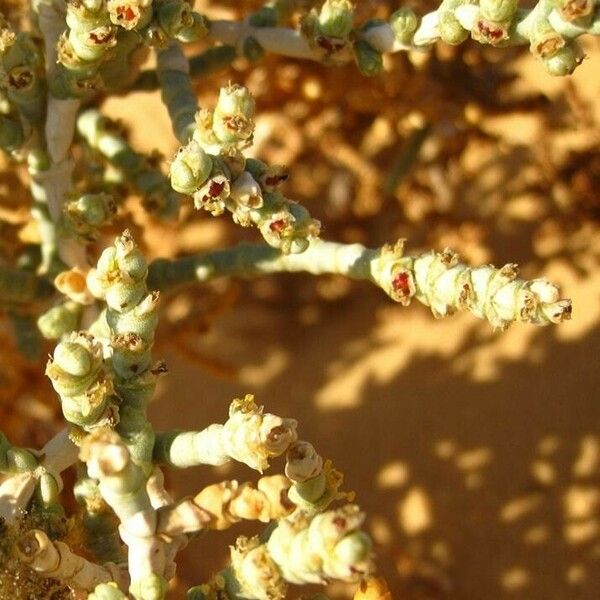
[
  {"x1": 148, "y1": 262, "x2": 599, "y2": 599},
  {"x1": 101, "y1": 39, "x2": 600, "y2": 600}
]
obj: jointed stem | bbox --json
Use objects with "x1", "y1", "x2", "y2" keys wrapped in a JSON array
[
  {"x1": 147, "y1": 240, "x2": 374, "y2": 291},
  {"x1": 131, "y1": 45, "x2": 236, "y2": 92}
]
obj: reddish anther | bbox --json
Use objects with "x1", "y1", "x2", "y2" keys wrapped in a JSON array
[
  {"x1": 476, "y1": 20, "x2": 506, "y2": 43},
  {"x1": 392, "y1": 271, "x2": 411, "y2": 297},
  {"x1": 269, "y1": 219, "x2": 287, "y2": 234},
  {"x1": 90, "y1": 30, "x2": 114, "y2": 44},
  {"x1": 116, "y1": 6, "x2": 136, "y2": 21},
  {"x1": 209, "y1": 181, "x2": 225, "y2": 197}
]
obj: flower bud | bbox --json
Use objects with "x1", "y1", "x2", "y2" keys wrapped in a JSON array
[
  {"x1": 353, "y1": 40, "x2": 383, "y2": 76},
  {"x1": 318, "y1": 0, "x2": 355, "y2": 39},
  {"x1": 157, "y1": 0, "x2": 192, "y2": 37},
  {"x1": 213, "y1": 84, "x2": 256, "y2": 144},
  {"x1": 129, "y1": 575, "x2": 168, "y2": 600},
  {"x1": 37, "y1": 302, "x2": 82, "y2": 340},
  {"x1": 170, "y1": 140, "x2": 213, "y2": 194},
  {"x1": 439, "y1": 12, "x2": 470, "y2": 44},
  {"x1": 66, "y1": 0, "x2": 110, "y2": 31},
  {"x1": 106, "y1": 291, "x2": 160, "y2": 342},
  {"x1": 175, "y1": 13, "x2": 209, "y2": 43},
  {"x1": 89, "y1": 583, "x2": 128, "y2": 600},
  {"x1": 215, "y1": 84, "x2": 255, "y2": 123},
  {"x1": 36, "y1": 472, "x2": 60, "y2": 506},
  {"x1": 64, "y1": 192, "x2": 116, "y2": 240},
  {"x1": 115, "y1": 230, "x2": 147, "y2": 280},
  {"x1": 390, "y1": 8, "x2": 418, "y2": 43},
  {"x1": 335, "y1": 530, "x2": 372, "y2": 561},
  {"x1": 310, "y1": 504, "x2": 365, "y2": 548},
  {"x1": 107, "y1": 0, "x2": 153, "y2": 31},
  {"x1": 54, "y1": 341, "x2": 93, "y2": 377},
  {"x1": 192, "y1": 108, "x2": 220, "y2": 151},
  {"x1": 231, "y1": 537, "x2": 285, "y2": 600},
  {"x1": 258, "y1": 164, "x2": 289, "y2": 192},
  {"x1": 260, "y1": 414, "x2": 298, "y2": 457},
  {"x1": 286, "y1": 441, "x2": 323, "y2": 482},
  {"x1": 480, "y1": 0, "x2": 518, "y2": 23},
  {"x1": 46, "y1": 332, "x2": 104, "y2": 397},
  {"x1": 230, "y1": 171, "x2": 263, "y2": 209},
  {"x1": 528, "y1": 279, "x2": 560, "y2": 304},
  {"x1": 541, "y1": 44, "x2": 581, "y2": 75}
]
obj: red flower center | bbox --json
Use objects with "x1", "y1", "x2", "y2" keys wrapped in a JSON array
[{"x1": 392, "y1": 271, "x2": 411, "y2": 296}]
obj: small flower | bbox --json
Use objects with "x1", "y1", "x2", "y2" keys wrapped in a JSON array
[
  {"x1": 193, "y1": 174, "x2": 230, "y2": 215},
  {"x1": 479, "y1": 0, "x2": 518, "y2": 23},
  {"x1": 353, "y1": 40, "x2": 383, "y2": 76},
  {"x1": 55, "y1": 267, "x2": 96, "y2": 305},
  {"x1": 285, "y1": 441, "x2": 323, "y2": 483},
  {"x1": 107, "y1": 0, "x2": 153, "y2": 30},
  {"x1": 318, "y1": 0, "x2": 355, "y2": 39},
  {"x1": 169, "y1": 140, "x2": 213, "y2": 194},
  {"x1": 390, "y1": 8, "x2": 418, "y2": 43},
  {"x1": 472, "y1": 18, "x2": 510, "y2": 45}
]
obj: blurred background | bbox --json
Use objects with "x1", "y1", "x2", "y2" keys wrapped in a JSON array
[{"x1": 1, "y1": 0, "x2": 599, "y2": 598}]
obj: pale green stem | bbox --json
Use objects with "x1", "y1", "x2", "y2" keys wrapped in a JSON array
[
  {"x1": 131, "y1": 45, "x2": 236, "y2": 92},
  {"x1": 156, "y1": 42, "x2": 198, "y2": 143},
  {"x1": 147, "y1": 240, "x2": 374, "y2": 292},
  {"x1": 74, "y1": 470, "x2": 127, "y2": 565},
  {"x1": 0, "y1": 431, "x2": 38, "y2": 475},
  {"x1": 209, "y1": 2, "x2": 600, "y2": 59},
  {"x1": 28, "y1": 150, "x2": 63, "y2": 275},
  {"x1": 76, "y1": 109, "x2": 180, "y2": 217},
  {"x1": 147, "y1": 239, "x2": 572, "y2": 329}
]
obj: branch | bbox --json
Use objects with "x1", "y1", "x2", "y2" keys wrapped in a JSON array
[
  {"x1": 153, "y1": 395, "x2": 297, "y2": 472},
  {"x1": 131, "y1": 45, "x2": 236, "y2": 92},
  {"x1": 16, "y1": 529, "x2": 127, "y2": 593},
  {"x1": 155, "y1": 475, "x2": 293, "y2": 536},
  {"x1": 148, "y1": 239, "x2": 572, "y2": 329},
  {"x1": 208, "y1": 0, "x2": 600, "y2": 76}
]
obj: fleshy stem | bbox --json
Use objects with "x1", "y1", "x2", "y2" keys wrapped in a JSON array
[
  {"x1": 0, "y1": 427, "x2": 79, "y2": 522},
  {"x1": 131, "y1": 44, "x2": 236, "y2": 92},
  {"x1": 86, "y1": 230, "x2": 163, "y2": 469},
  {"x1": 209, "y1": 0, "x2": 600, "y2": 76},
  {"x1": 153, "y1": 394, "x2": 298, "y2": 472},
  {"x1": 80, "y1": 428, "x2": 168, "y2": 600},
  {"x1": 35, "y1": 0, "x2": 87, "y2": 268},
  {"x1": 148, "y1": 239, "x2": 572, "y2": 329},
  {"x1": 15, "y1": 528, "x2": 128, "y2": 593},
  {"x1": 187, "y1": 505, "x2": 373, "y2": 600},
  {"x1": 76, "y1": 109, "x2": 181, "y2": 218},
  {"x1": 156, "y1": 41, "x2": 197, "y2": 143}
]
